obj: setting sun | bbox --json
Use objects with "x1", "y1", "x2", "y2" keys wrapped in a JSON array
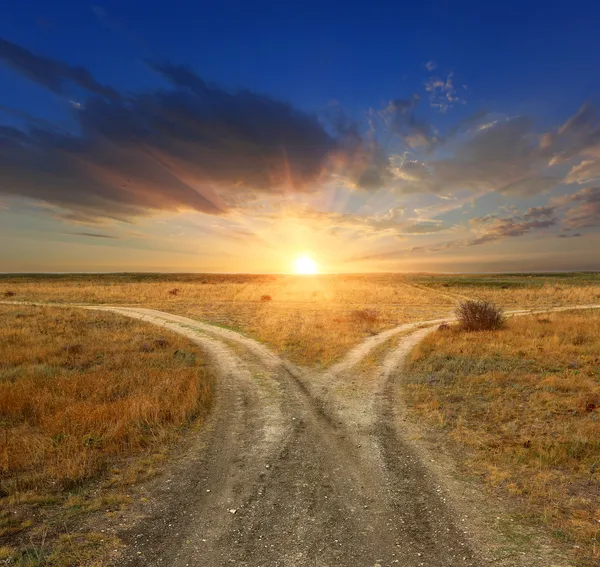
[{"x1": 293, "y1": 255, "x2": 318, "y2": 275}]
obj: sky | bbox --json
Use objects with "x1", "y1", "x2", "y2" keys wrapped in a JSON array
[{"x1": 1, "y1": 0, "x2": 600, "y2": 273}]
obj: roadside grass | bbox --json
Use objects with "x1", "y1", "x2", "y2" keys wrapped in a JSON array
[
  {"x1": 403, "y1": 309, "x2": 600, "y2": 566},
  {"x1": 0, "y1": 305, "x2": 213, "y2": 565},
  {"x1": 0, "y1": 274, "x2": 458, "y2": 366}
]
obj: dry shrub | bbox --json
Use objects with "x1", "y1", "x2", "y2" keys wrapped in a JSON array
[
  {"x1": 168, "y1": 288, "x2": 180, "y2": 296},
  {"x1": 4, "y1": 291, "x2": 15, "y2": 298},
  {"x1": 260, "y1": 295, "x2": 272, "y2": 302},
  {"x1": 455, "y1": 300, "x2": 504, "y2": 331},
  {"x1": 437, "y1": 322, "x2": 451, "y2": 331}
]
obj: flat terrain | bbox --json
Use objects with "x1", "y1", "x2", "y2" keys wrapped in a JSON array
[
  {"x1": 2, "y1": 272, "x2": 599, "y2": 366},
  {"x1": 1, "y1": 273, "x2": 599, "y2": 566}
]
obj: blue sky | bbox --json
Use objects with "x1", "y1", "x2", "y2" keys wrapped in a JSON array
[{"x1": 1, "y1": 0, "x2": 600, "y2": 272}]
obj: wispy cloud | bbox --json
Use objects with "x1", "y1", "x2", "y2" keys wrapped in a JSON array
[
  {"x1": 411, "y1": 215, "x2": 558, "y2": 253},
  {"x1": 425, "y1": 71, "x2": 466, "y2": 113},
  {"x1": 65, "y1": 231, "x2": 119, "y2": 239},
  {"x1": 0, "y1": 37, "x2": 119, "y2": 100},
  {"x1": 560, "y1": 186, "x2": 600, "y2": 230}
]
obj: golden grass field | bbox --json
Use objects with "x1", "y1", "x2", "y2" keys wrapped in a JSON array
[
  {"x1": 3, "y1": 272, "x2": 600, "y2": 366},
  {"x1": 1, "y1": 272, "x2": 599, "y2": 565},
  {"x1": 404, "y1": 309, "x2": 600, "y2": 566},
  {"x1": 0, "y1": 304, "x2": 212, "y2": 566}
]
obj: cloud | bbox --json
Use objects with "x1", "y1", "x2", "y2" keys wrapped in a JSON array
[
  {"x1": 323, "y1": 104, "x2": 392, "y2": 190},
  {"x1": 247, "y1": 205, "x2": 450, "y2": 240},
  {"x1": 0, "y1": 37, "x2": 119, "y2": 100},
  {"x1": 564, "y1": 159, "x2": 600, "y2": 184},
  {"x1": 425, "y1": 61, "x2": 437, "y2": 71},
  {"x1": 542, "y1": 102, "x2": 600, "y2": 164},
  {"x1": 561, "y1": 186, "x2": 600, "y2": 230},
  {"x1": 391, "y1": 117, "x2": 554, "y2": 196},
  {"x1": 0, "y1": 44, "x2": 355, "y2": 222},
  {"x1": 66, "y1": 231, "x2": 119, "y2": 239},
  {"x1": 425, "y1": 72, "x2": 465, "y2": 113},
  {"x1": 411, "y1": 215, "x2": 558, "y2": 253},
  {"x1": 382, "y1": 95, "x2": 439, "y2": 149},
  {"x1": 523, "y1": 205, "x2": 557, "y2": 220},
  {"x1": 558, "y1": 232, "x2": 582, "y2": 238},
  {"x1": 3, "y1": 36, "x2": 600, "y2": 229},
  {"x1": 499, "y1": 177, "x2": 560, "y2": 196},
  {"x1": 386, "y1": 103, "x2": 600, "y2": 198}
]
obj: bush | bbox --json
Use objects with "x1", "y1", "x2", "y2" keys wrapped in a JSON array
[
  {"x1": 260, "y1": 295, "x2": 272, "y2": 302},
  {"x1": 455, "y1": 300, "x2": 504, "y2": 331},
  {"x1": 168, "y1": 288, "x2": 180, "y2": 296}
]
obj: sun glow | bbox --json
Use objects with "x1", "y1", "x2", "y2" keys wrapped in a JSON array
[{"x1": 293, "y1": 255, "x2": 319, "y2": 275}]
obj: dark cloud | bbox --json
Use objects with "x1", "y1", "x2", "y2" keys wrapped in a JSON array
[
  {"x1": 0, "y1": 45, "x2": 346, "y2": 221},
  {"x1": 0, "y1": 37, "x2": 119, "y2": 100}
]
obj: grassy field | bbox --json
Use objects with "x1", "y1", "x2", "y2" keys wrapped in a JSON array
[
  {"x1": 0, "y1": 304, "x2": 213, "y2": 566},
  {"x1": 3, "y1": 272, "x2": 599, "y2": 366},
  {"x1": 1, "y1": 273, "x2": 600, "y2": 564},
  {"x1": 403, "y1": 309, "x2": 600, "y2": 566},
  {"x1": 414, "y1": 272, "x2": 600, "y2": 308}
]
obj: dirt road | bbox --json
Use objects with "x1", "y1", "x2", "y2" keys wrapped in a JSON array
[
  {"x1": 86, "y1": 307, "x2": 474, "y2": 567},
  {"x1": 6, "y1": 302, "x2": 599, "y2": 565}
]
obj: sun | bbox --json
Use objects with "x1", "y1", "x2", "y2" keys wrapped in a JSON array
[{"x1": 293, "y1": 255, "x2": 319, "y2": 275}]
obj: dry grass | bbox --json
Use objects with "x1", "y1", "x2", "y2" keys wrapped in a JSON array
[
  {"x1": 3, "y1": 273, "x2": 598, "y2": 366},
  {"x1": 404, "y1": 309, "x2": 600, "y2": 566},
  {"x1": 415, "y1": 273, "x2": 600, "y2": 309},
  {"x1": 0, "y1": 304, "x2": 213, "y2": 565},
  {"x1": 0, "y1": 274, "x2": 460, "y2": 366}
]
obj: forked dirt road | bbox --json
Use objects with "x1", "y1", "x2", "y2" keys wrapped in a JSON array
[
  {"x1": 6, "y1": 302, "x2": 600, "y2": 566},
  {"x1": 93, "y1": 306, "x2": 480, "y2": 567}
]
